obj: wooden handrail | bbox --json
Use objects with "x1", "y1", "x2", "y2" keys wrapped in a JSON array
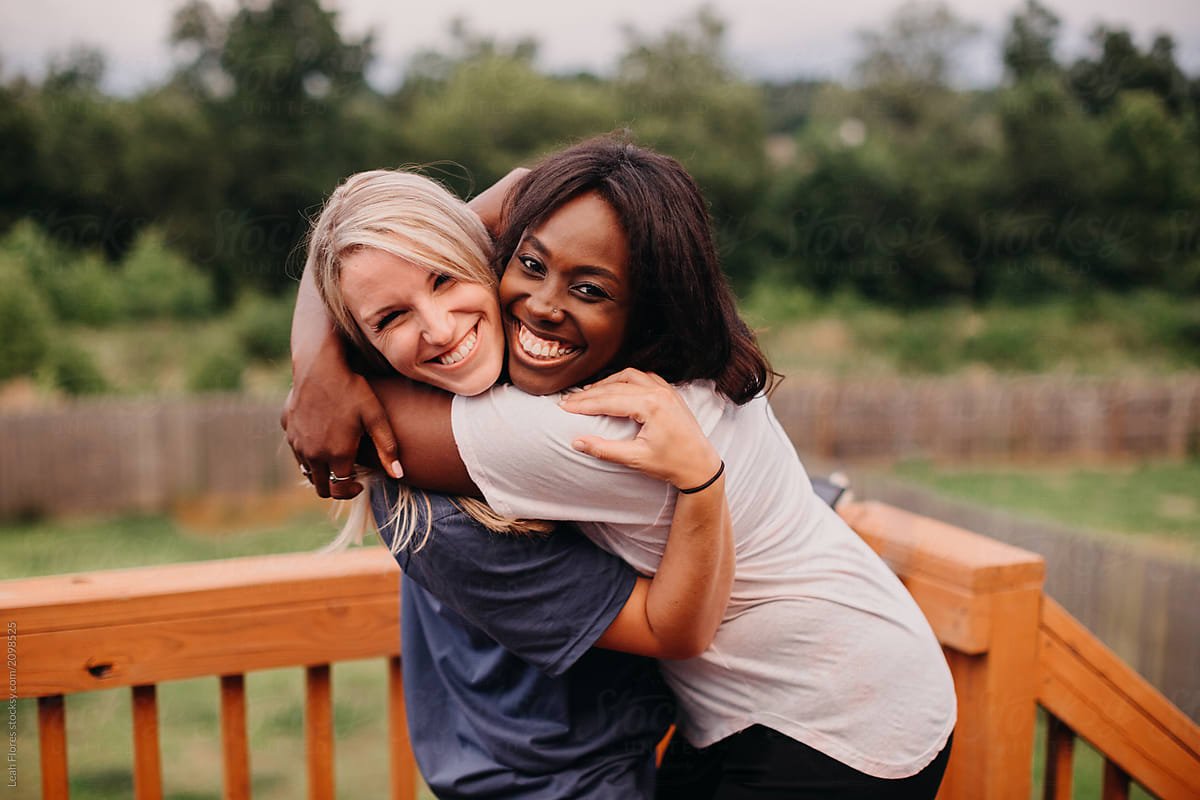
[
  {"x1": 1038, "y1": 597, "x2": 1200, "y2": 799},
  {"x1": 8, "y1": 548, "x2": 400, "y2": 697}
]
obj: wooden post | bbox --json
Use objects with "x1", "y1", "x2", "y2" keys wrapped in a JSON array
[{"x1": 838, "y1": 502, "x2": 1045, "y2": 800}]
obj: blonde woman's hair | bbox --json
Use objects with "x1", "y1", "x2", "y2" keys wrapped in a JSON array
[{"x1": 305, "y1": 168, "x2": 550, "y2": 554}]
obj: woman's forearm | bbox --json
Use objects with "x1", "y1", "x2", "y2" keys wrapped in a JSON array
[
  {"x1": 291, "y1": 264, "x2": 344, "y2": 375},
  {"x1": 645, "y1": 476, "x2": 734, "y2": 657},
  {"x1": 594, "y1": 477, "x2": 734, "y2": 659},
  {"x1": 369, "y1": 376, "x2": 478, "y2": 496}
]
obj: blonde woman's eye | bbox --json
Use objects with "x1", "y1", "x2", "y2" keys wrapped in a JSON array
[
  {"x1": 373, "y1": 310, "x2": 405, "y2": 332},
  {"x1": 433, "y1": 273, "x2": 455, "y2": 289}
]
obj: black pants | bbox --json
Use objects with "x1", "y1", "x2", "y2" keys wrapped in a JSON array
[{"x1": 655, "y1": 726, "x2": 953, "y2": 800}]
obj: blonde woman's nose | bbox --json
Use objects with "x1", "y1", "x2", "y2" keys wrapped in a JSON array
[{"x1": 419, "y1": 303, "x2": 456, "y2": 347}]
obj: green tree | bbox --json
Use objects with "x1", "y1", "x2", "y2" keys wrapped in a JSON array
[
  {"x1": 1003, "y1": 0, "x2": 1061, "y2": 82},
  {"x1": 397, "y1": 22, "x2": 618, "y2": 196},
  {"x1": 170, "y1": 0, "x2": 383, "y2": 296},
  {"x1": 613, "y1": 8, "x2": 768, "y2": 286},
  {"x1": 855, "y1": 1, "x2": 980, "y2": 89},
  {"x1": 1069, "y1": 27, "x2": 1192, "y2": 116}
]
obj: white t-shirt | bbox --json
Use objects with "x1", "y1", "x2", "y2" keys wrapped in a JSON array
[{"x1": 451, "y1": 382, "x2": 956, "y2": 779}]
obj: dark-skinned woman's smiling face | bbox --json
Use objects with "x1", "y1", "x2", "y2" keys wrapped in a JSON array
[{"x1": 499, "y1": 191, "x2": 632, "y2": 395}]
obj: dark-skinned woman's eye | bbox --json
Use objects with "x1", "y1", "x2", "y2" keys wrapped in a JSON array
[
  {"x1": 575, "y1": 283, "x2": 612, "y2": 301},
  {"x1": 519, "y1": 256, "x2": 545, "y2": 276}
]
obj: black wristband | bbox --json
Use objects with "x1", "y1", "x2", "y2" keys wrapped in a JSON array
[{"x1": 678, "y1": 460, "x2": 725, "y2": 494}]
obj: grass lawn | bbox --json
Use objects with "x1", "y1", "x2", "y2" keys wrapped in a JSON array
[
  {"x1": 885, "y1": 459, "x2": 1200, "y2": 557},
  {"x1": 3, "y1": 505, "x2": 434, "y2": 800}
]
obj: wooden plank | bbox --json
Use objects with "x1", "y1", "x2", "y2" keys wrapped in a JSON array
[
  {"x1": 37, "y1": 695, "x2": 69, "y2": 800},
  {"x1": 131, "y1": 684, "x2": 163, "y2": 800},
  {"x1": 1, "y1": 549, "x2": 399, "y2": 636},
  {"x1": 1102, "y1": 760, "x2": 1131, "y2": 800},
  {"x1": 1042, "y1": 598, "x2": 1200, "y2": 759},
  {"x1": 220, "y1": 674, "x2": 251, "y2": 800},
  {"x1": 895, "y1": 573, "x2": 991, "y2": 655},
  {"x1": 17, "y1": 595, "x2": 399, "y2": 697},
  {"x1": 1043, "y1": 714, "x2": 1074, "y2": 800},
  {"x1": 839, "y1": 502, "x2": 1045, "y2": 593},
  {"x1": 938, "y1": 585, "x2": 1042, "y2": 800},
  {"x1": 306, "y1": 665, "x2": 335, "y2": 800},
  {"x1": 388, "y1": 656, "x2": 417, "y2": 800},
  {"x1": 1038, "y1": 600, "x2": 1200, "y2": 800}
]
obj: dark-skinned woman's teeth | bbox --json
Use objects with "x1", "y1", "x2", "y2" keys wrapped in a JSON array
[
  {"x1": 518, "y1": 323, "x2": 578, "y2": 360},
  {"x1": 437, "y1": 328, "x2": 477, "y2": 365}
]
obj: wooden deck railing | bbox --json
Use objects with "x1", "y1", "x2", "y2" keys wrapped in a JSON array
[
  {"x1": 842, "y1": 501, "x2": 1200, "y2": 800},
  {"x1": 6, "y1": 548, "x2": 415, "y2": 799},
  {"x1": 5, "y1": 503, "x2": 1199, "y2": 798}
]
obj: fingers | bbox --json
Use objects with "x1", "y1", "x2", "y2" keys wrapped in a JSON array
[
  {"x1": 560, "y1": 384, "x2": 664, "y2": 422},
  {"x1": 308, "y1": 457, "x2": 332, "y2": 498},
  {"x1": 361, "y1": 400, "x2": 404, "y2": 480},
  {"x1": 327, "y1": 457, "x2": 362, "y2": 500},
  {"x1": 571, "y1": 435, "x2": 650, "y2": 473},
  {"x1": 584, "y1": 368, "x2": 663, "y2": 389}
]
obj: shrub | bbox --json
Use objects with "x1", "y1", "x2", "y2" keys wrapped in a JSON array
[
  {"x1": 187, "y1": 343, "x2": 246, "y2": 392},
  {"x1": 121, "y1": 228, "x2": 215, "y2": 319},
  {"x1": 0, "y1": 220, "x2": 67, "y2": 293},
  {"x1": 42, "y1": 341, "x2": 108, "y2": 395},
  {"x1": 42, "y1": 252, "x2": 126, "y2": 325},
  {"x1": 963, "y1": 316, "x2": 1047, "y2": 371},
  {"x1": 0, "y1": 256, "x2": 52, "y2": 380},
  {"x1": 232, "y1": 292, "x2": 294, "y2": 362}
]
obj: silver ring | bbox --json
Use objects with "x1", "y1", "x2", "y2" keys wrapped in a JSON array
[
  {"x1": 329, "y1": 471, "x2": 355, "y2": 483},
  {"x1": 300, "y1": 465, "x2": 313, "y2": 481}
]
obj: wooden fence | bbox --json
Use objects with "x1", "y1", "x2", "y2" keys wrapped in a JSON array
[
  {"x1": 0, "y1": 395, "x2": 297, "y2": 518},
  {"x1": 2, "y1": 375, "x2": 1198, "y2": 519},
  {"x1": 771, "y1": 374, "x2": 1200, "y2": 462}
]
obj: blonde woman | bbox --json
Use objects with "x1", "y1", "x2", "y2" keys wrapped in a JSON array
[{"x1": 289, "y1": 167, "x2": 735, "y2": 798}]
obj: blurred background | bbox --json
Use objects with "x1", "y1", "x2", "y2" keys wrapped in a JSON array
[{"x1": 1, "y1": 0, "x2": 1198, "y2": 797}]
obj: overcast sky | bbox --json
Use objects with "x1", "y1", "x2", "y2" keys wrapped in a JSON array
[{"x1": 2, "y1": 0, "x2": 1198, "y2": 93}]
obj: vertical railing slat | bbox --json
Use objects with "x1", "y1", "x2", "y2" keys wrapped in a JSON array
[
  {"x1": 1043, "y1": 714, "x2": 1074, "y2": 800},
  {"x1": 38, "y1": 695, "x2": 70, "y2": 800},
  {"x1": 306, "y1": 665, "x2": 335, "y2": 800},
  {"x1": 1101, "y1": 759, "x2": 1131, "y2": 800},
  {"x1": 388, "y1": 656, "x2": 417, "y2": 800},
  {"x1": 220, "y1": 674, "x2": 251, "y2": 799},
  {"x1": 131, "y1": 684, "x2": 163, "y2": 800}
]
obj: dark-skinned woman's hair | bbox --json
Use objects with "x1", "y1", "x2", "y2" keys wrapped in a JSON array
[{"x1": 494, "y1": 135, "x2": 775, "y2": 404}]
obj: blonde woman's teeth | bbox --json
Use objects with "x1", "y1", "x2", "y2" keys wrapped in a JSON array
[
  {"x1": 438, "y1": 328, "x2": 477, "y2": 365},
  {"x1": 518, "y1": 324, "x2": 578, "y2": 359}
]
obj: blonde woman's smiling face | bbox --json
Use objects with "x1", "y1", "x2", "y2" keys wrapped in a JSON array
[{"x1": 340, "y1": 246, "x2": 505, "y2": 396}]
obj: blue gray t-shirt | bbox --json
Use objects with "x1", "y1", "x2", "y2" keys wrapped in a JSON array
[{"x1": 372, "y1": 482, "x2": 675, "y2": 799}]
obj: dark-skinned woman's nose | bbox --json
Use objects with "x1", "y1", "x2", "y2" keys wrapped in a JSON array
[{"x1": 525, "y1": 288, "x2": 564, "y2": 323}]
